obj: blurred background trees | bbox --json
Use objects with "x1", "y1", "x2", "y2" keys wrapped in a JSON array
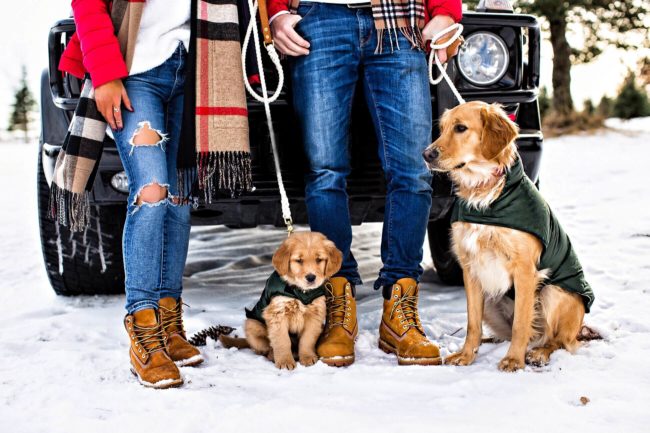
[
  {"x1": 465, "y1": 0, "x2": 649, "y2": 126},
  {"x1": 7, "y1": 66, "x2": 36, "y2": 143},
  {"x1": 612, "y1": 71, "x2": 650, "y2": 119}
]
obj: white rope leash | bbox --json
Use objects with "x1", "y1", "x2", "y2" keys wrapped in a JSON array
[
  {"x1": 241, "y1": 17, "x2": 464, "y2": 235},
  {"x1": 428, "y1": 23, "x2": 465, "y2": 105},
  {"x1": 242, "y1": 0, "x2": 293, "y2": 234}
]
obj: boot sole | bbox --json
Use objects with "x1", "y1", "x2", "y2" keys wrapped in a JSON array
[
  {"x1": 320, "y1": 355, "x2": 355, "y2": 367},
  {"x1": 378, "y1": 339, "x2": 442, "y2": 366},
  {"x1": 174, "y1": 354, "x2": 204, "y2": 367},
  {"x1": 130, "y1": 368, "x2": 184, "y2": 389}
]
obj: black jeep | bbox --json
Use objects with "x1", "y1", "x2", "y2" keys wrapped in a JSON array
[{"x1": 38, "y1": 1, "x2": 543, "y2": 295}]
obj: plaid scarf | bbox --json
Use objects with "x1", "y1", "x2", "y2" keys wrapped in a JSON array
[
  {"x1": 50, "y1": 0, "x2": 252, "y2": 232},
  {"x1": 289, "y1": 0, "x2": 425, "y2": 52}
]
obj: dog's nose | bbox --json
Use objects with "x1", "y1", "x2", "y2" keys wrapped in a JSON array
[
  {"x1": 305, "y1": 274, "x2": 316, "y2": 283},
  {"x1": 423, "y1": 147, "x2": 439, "y2": 163}
]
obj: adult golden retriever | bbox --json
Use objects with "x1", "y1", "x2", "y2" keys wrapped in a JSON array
[{"x1": 423, "y1": 101, "x2": 595, "y2": 371}]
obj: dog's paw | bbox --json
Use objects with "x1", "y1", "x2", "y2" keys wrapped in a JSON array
[
  {"x1": 444, "y1": 351, "x2": 475, "y2": 366},
  {"x1": 275, "y1": 355, "x2": 296, "y2": 370},
  {"x1": 299, "y1": 352, "x2": 319, "y2": 367},
  {"x1": 498, "y1": 356, "x2": 525, "y2": 372},
  {"x1": 525, "y1": 348, "x2": 551, "y2": 367}
]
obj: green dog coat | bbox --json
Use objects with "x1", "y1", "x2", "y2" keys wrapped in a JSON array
[
  {"x1": 451, "y1": 157, "x2": 595, "y2": 312},
  {"x1": 245, "y1": 271, "x2": 326, "y2": 324}
]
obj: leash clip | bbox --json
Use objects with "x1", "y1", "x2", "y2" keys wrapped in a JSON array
[{"x1": 284, "y1": 217, "x2": 294, "y2": 236}]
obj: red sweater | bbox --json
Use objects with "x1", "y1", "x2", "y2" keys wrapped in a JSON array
[
  {"x1": 60, "y1": 0, "x2": 462, "y2": 88},
  {"x1": 59, "y1": 0, "x2": 128, "y2": 88},
  {"x1": 268, "y1": 0, "x2": 463, "y2": 25}
]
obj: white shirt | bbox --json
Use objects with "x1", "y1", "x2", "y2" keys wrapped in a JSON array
[{"x1": 129, "y1": 0, "x2": 192, "y2": 76}]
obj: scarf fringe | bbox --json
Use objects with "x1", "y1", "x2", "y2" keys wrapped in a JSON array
[
  {"x1": 375, "y1": 26, "x2": 424, "y2": 54},
  {"x1": 48, "y1": 183, "x2": 90, "y2": 233},
  {"x1": 193, "y1": 150, "x2": 252, "y2": 202}
]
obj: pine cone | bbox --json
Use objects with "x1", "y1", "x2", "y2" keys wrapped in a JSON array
[{"x1": 189, "y1": 325, "x2": 236, "y2": 346}]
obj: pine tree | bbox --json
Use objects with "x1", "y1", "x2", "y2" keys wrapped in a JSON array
[
  {"x1": 7, "y1": 66, "x2": 37, "y2": 142},
  {"x1": 597, "y1": 96, "x2": 613, "y2": 118},
  {"x1": 612, "y1": 72, "x2": 650, "y2": 120}
]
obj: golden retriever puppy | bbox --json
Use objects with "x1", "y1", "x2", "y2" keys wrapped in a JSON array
[
  {"x1": 221, "y1": 232, "x2": 342, "y2": 370},
  {"x1": 423, "y1": 101, "x2": 595, "y2": 371}
]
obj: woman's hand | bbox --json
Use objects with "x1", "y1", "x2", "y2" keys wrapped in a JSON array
[
  {"x1": 271, "y1": 14, "x2": 310, "y2": 57},
  {"x1": 94, "y1": 79, "x2": 133, "y2": 130},
  {"x1": 422, "y1": 15, "x2": 458, "y2": 64}
]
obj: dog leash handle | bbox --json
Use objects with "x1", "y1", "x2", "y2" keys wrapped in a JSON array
[{"x1": 428, "y1": 23, "x2": 466, "y2": 105}]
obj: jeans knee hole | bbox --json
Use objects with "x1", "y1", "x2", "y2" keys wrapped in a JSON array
[{"x1": 128, "y1": 121, "x2": 169, "y2": 155}]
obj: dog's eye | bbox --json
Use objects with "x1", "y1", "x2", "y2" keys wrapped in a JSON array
[
  {"x1": 315, "y1": 258, "x2": 324, "y2": 264},
  {"x1": 294, "y1": 258, "x2": 303, "y2": 264},
  {"x1": 454, "y1": 124, "x2": 468, "y2": 133}
]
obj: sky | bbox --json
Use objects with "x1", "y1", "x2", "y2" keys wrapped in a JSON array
[{"x1": 0, "y1": 1, "x2": 647, "y2": 131}]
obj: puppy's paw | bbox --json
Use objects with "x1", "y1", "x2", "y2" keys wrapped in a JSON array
[
  {"x1": 444, "y1": 351, "x2": 476, "y2": 366},
  {"x1": 274, "y1": 355, "x2": 296, "y2": 370},
  {"x1": 526, "y1": 348, "x2": 551, "y2": 367},
  {"x1": 299, "y1": 352, "x2": 319, "y2": 367},
  {"x1": 498, "y1": 356, "x2": 525, "y2": 372}
]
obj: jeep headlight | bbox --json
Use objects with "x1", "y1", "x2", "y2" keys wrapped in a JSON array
[
  {"x1": 111, "y1": 171, "x2": 129, "y2": 193},
  {"x1": 457, "y1": 32, "x2": 509, "y2": 86}
]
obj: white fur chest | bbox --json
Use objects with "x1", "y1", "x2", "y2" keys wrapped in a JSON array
[{"x1": 452, "y1": 223, "x2": 512, "y2": 299}]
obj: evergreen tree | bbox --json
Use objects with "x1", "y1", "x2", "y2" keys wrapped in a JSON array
[
  {"x1": 7, "y1": 66, "x2": 37, "y2": 142},
  {"x1": 612, "y1": 72, "x2": 650, "y2": 120},
  {"x1": 597, "y1": 95, "x2": 613, "y2": 118}
]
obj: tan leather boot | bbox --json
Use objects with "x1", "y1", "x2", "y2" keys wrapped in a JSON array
[
  {"x1": 317, "y1": 277, "x2": 357, "y2": 367},
  {"x1": 124, "y1": 309, "x2": 183, "y2": 388},
  {"x1": 378, "y1": 278, "x2": 442, "y2": 366},
  {"x1": 159, "y1": 297, "x2": 204, "y2": 367}
]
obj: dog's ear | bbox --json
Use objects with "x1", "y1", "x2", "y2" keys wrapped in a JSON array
[
  {"x1": 480, "y1": 104, "x2": 519, "y2": 160},
  {"x1": 272, "y1": 237, "x2": 294, "y2": 276},
  {"x1": 323, "y1": 239, "x2": 343, "y2": 278}
]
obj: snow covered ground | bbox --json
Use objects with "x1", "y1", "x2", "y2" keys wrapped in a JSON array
[{"x1": 1, "y1": 122, "x2": 650, "y2": 433}]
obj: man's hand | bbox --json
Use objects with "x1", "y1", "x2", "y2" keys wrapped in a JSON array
[
  {"x1": 422, "y1": 15, "x2": 458, "y2": 64},
  {"x1": 95, "y1": 79, "x2": 133, "y2": 130},
  {"x1": 271, "y1": 13, "x2": 310, "y2": 57}
]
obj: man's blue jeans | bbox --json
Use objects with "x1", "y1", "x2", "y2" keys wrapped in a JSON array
[
  {"x1": 290, "y1": 3, "x2": 433, "y2": 290},
  {"x1": 113, "y1": 44, "x2": 192, "y2": 314}
]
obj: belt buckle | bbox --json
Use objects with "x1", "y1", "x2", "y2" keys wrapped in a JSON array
[{"x1": 347, "y1": 2, "x2": 371, "y2": 9}]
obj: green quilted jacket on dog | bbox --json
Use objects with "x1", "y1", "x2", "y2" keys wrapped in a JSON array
[
  {"x1": 451, "y1": 157, "x2": 595, "y2": 313},
  {"x1": 245, "y1": 272, "x2": 326, "y2": 324}
]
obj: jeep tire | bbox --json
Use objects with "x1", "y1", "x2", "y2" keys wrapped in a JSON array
[{"x1": 37, "y1": 150, "x2": 126, "y2": 296}]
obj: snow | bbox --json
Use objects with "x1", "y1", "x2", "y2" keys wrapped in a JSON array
[
  {"x1": 1, "y1": 123, "x2": 650, "y2": 432},
  {"x1": 605, "y1": 117, "x2": 650, "y2": 134}
]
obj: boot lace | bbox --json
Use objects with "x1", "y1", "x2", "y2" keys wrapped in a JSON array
[
  {"x1": 390, "y1": 285, "x2": 422, "y2": 330},
  {"x1": 160, "y1": 303, "x2": 186, "y2": 338},
  {"x1": 325, "y1": 283, "x2": 348, "y2": 329},
  {"x1": 133, "y1": 322, "x2": 166, "y2": 355}
]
